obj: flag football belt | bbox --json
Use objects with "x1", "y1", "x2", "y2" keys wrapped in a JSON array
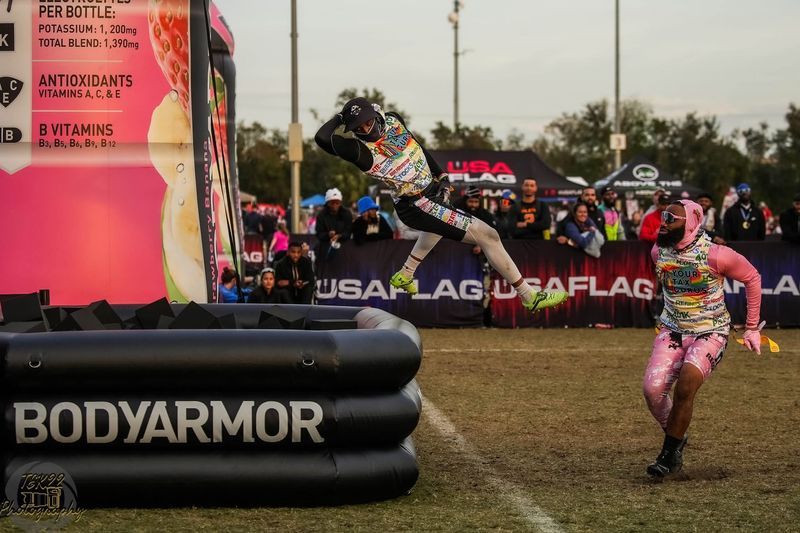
[{"x1": 653, "y1": 322, "x2": 780, "y2": 353}]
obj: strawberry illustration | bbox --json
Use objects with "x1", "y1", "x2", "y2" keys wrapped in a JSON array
[{"x1": 148, "y1": 0, "x2": 190, "y2": 115}]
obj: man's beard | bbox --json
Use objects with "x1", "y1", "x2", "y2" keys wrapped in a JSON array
[{"x1": 656, "y1": 226, "x2": 686, "y2": 248}]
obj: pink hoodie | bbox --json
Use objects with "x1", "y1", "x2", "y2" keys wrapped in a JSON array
[{"x1": 651, "y1": 200, "x2": 762, "y2": 330}]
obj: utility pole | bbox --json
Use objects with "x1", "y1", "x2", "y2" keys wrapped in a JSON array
[
  {"x1": 448, "y1": 1, "x2": 462, "y2": 130},
  {"x1": 288, "y1": 0, "x2": 303, "y2": 232},
  {"x1": 613, "y1": 0, "x2": 623, "y2": 169}
]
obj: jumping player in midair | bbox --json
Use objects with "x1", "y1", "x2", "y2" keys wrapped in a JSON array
[
  {"x1": 643, "y1": 199, "x2": 763, "y2": 477},
  {"x1": 315, "y1": 97, "x2": 568, "y2": 313}
]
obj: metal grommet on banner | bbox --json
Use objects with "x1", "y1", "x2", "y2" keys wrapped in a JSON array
[
  {"x1": 29, "y1": 354, "x2": 42, "y2": 369},
  {"x1": 301, "y1": 354, "x2": 316, "y2": 367}
]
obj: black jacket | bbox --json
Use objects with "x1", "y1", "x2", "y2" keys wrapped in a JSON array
[
  {"x1": 352, "y1": 214, "x2": 393, "y2": 244},
  {"x1": 247, "y1": 286, "x2": 291, "y2": 304},
  {"x1": 274, "y1": 256, "x2": 315, "y2": 287},
  {"x1": 723, "y1": 200, "x2": 766, "y2": 241},
  {"x1": 494, "y1": 209, "x2": 514, "y2": 239},
  {"x1": 586, "y1": 203, "x2": 605, "y2": 232},
  {"x1": 701, "y1": 208, "x2": 724, "y2": 241},
  {"x1": 780, "y1": 207, "x2": 800, "y2": 244},
  {"x1": 315, "y1": 206, "x2": 353, "y2": 244},
  {"x1": 453, "y1": 197, "x2": 496, "y2": 228}
]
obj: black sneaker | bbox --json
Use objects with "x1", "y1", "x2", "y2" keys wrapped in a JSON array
[{"x1": 646, "y1": 448, "x2": 683, "y2": 477}]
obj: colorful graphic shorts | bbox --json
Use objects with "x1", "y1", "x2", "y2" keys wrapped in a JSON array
[
  {"x1": 642, "y1": 329, "x2": 728, "y2": 429},
  {"x1": 395, "y1": 192, "x2": 473, "y2": 242}
]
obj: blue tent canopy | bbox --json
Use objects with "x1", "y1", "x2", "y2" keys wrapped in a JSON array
[{"x1": 300, "y1": 194, "x2": 325, "y2": 208}]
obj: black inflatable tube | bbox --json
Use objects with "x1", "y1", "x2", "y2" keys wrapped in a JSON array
[
  {"x1": 109, "y1": 304, "x2": 422, "y2": 348},
  {"x1": 0, "y1": 328, "x2": 421, "y2": 393},
  {"x1": 5, "y1": 381, "x2": 421, "y2": 449},
  {"x1": 4, "y1": 438, "x2": 418, "y2": 507}
]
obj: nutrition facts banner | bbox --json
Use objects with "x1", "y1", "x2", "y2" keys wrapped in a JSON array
[{"x1": 0, "y1": 0, "x2": 239, "y2": 305}]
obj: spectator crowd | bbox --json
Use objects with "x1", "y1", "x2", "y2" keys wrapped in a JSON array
[{"x1": 221, "y1": 181, "x2": 800, "y2": 303}]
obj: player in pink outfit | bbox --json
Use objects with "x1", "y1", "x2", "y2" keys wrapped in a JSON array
[{"x1": 643, "y1": 199, "x2": 763, "y2": 477}]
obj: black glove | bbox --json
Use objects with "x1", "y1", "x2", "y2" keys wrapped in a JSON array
[{"x1": 436, "y1": 175, "x2": 452, "y2": 204}]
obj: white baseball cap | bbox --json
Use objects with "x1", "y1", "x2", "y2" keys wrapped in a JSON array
[{"x1": 325, "y1": 188, "x2": 343, "y2": 203}]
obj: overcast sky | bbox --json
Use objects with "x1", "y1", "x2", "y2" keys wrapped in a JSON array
[{"x1": 213, "y1": 0, "x2": 800, "y2": 143}]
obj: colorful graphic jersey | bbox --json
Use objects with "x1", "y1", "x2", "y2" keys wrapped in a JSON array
[
  {"x1": 656, "y1": 233, "x2": 730, "y2": 335},
  {"x1": 361, "y1": 114, "x2": 434, "y2": 199}
]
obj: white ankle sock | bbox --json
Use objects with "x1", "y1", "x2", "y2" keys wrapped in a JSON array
[
  {"x1": 515, "y1": 281, "x2": 535, "y2": 304},
  {"x1": 400, "y1": 256, "x2": 421, "y2": 279}
]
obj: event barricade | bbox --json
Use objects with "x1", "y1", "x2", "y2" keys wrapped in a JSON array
[
  {"x1": 314, "y1": 239, "x2": 800, "y2": 328},
  {"x1": 0, "y1": 302, "x2": 422, "y2": 507}
]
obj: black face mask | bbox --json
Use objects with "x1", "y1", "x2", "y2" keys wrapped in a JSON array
[
  {"x1": 355, "y1": 115, "x2": 385, "y2": 143},
  {"x1": 656, "y1": 225, "x2": 686, "y2": 248}
]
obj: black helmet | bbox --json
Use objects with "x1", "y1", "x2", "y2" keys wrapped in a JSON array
[{"x1": 340, "y1": 97, "x2": 385, "y2": 142}]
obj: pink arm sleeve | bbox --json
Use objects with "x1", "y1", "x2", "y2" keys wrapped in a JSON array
[
  {"x1": 650, "y1": 244, "x2": 658, "y2": 264},
  {"x1": 710, "y1": 245, "x2": 762, "y2": 329}
]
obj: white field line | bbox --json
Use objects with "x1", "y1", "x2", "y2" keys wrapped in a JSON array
[
  {"x1": 426, "y1": 347, "x2": 621, "y2": 353},
  {"x1": 421, "y1": 394, "x2": 564, "y2": 533}
]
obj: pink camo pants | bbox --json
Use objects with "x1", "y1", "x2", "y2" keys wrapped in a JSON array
[{"x1": 642, "y1": 329, "x2": 728, "y2": 429}]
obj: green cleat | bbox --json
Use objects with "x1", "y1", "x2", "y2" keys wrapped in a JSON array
[
  {"x1": 522, "y1": 290, "x2": 569, "y2": 313},
  {"x1": 390, "y1": 271, "x2": 418, "y2": 295}
]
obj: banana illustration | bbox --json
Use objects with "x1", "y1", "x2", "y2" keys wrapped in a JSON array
[{"x1": 148, "y1": 91, "x2": 206, "y2": 302}]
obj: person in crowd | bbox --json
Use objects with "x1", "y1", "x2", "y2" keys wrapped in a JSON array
[
  {"x1": 639, "y1": 193, "x2": 672, "y2": 245},
  {"x1": 274, "y1": 241, "x2": 315, "y2": 304},
  {"x1": 598, "y1": 186, "x2": 626, "y2": 241},
  {"x1": 454, "y1": 186, "x2": 496, "y2": 255},
  {"x1": 643, "y1": 188, "x2": 667, "y2": 218},
  {"x1": 454, "y1": 186, "x2": 495, "y2": 226},
  {"x1": 494, "y1": 190, "x2": 517, "y2": 239},
  {"x1": 555, "y1": 200, "x2": 571, "y2": 224},
  {"x1": 269, "y1": 220, "x2": 290, "y2": 263},
  {"x1": 557, "y1": 202, "x2": 604, "y2": 258},
  {"x1": 314, "y1": 96, "x2": 567, "y2": 313},
  {"x1": 779, "y1": 193, "x2": 800, "y2": 244},
  {"x1": 723, "y1": 183, "x2": 766, "y2": 241},
  {"x1": 315, "y1": 188, "x2": 353, "y2": 259},
  {"x1": 510, "y1": 178, "x2": 551, "y2": 240},
  {"x1": 643, "y1": 199, "x2": 762, "y2": 478},
  {"x1": 378, "y1": 201, "x2": 398, "y2": 233},
  {"x1": 260, "y1": 209, "x2": 277, "y2": 249},
  {"x1": 218, "y1": 267, "x2": 250, "y2": 303},
  {"x1": 579, "y1": 187, "x2": 606, "y2": 231},
  {"x1": 760, "y1": 201, "x2": 775, "y2": 235},
  {"x1": 622, "y1": 209, "x2": 643, "y2": 240},
  {"x1": 242, "y1": 203, "x2": 262, "y2": 235},
  {"x1": 247, "y1": 268, "x2": 290, "y2": 304},
  {"x1": 352, "y1": 195, "x2": 394, "y2": 245},
  {"x1": 696, "y1": 192, "x2": 726, "y2": 245}
]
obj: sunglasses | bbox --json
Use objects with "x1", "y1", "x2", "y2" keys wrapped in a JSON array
[{"x1": 661, "y1": 211, "x2": 687, "y2": 224}]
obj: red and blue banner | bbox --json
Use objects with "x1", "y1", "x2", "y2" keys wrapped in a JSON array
[
  {"x1": 316, "y1": 240, "x2": 800, "y2": 329},
  {"x1": 315, "y1": 239, "x2": 484, "y2": 328}
]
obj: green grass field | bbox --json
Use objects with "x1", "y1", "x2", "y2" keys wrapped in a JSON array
[{"x1": 3, "y1": 328, "x2": 799, "y2": 532}]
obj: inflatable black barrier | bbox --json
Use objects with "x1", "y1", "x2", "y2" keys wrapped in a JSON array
[
  {"x1": 0, "y1": 297, "x2": 423, "y2": 506},
  {"x1": 6, "y1": 384, "x2": 421, "y2": 449}
]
